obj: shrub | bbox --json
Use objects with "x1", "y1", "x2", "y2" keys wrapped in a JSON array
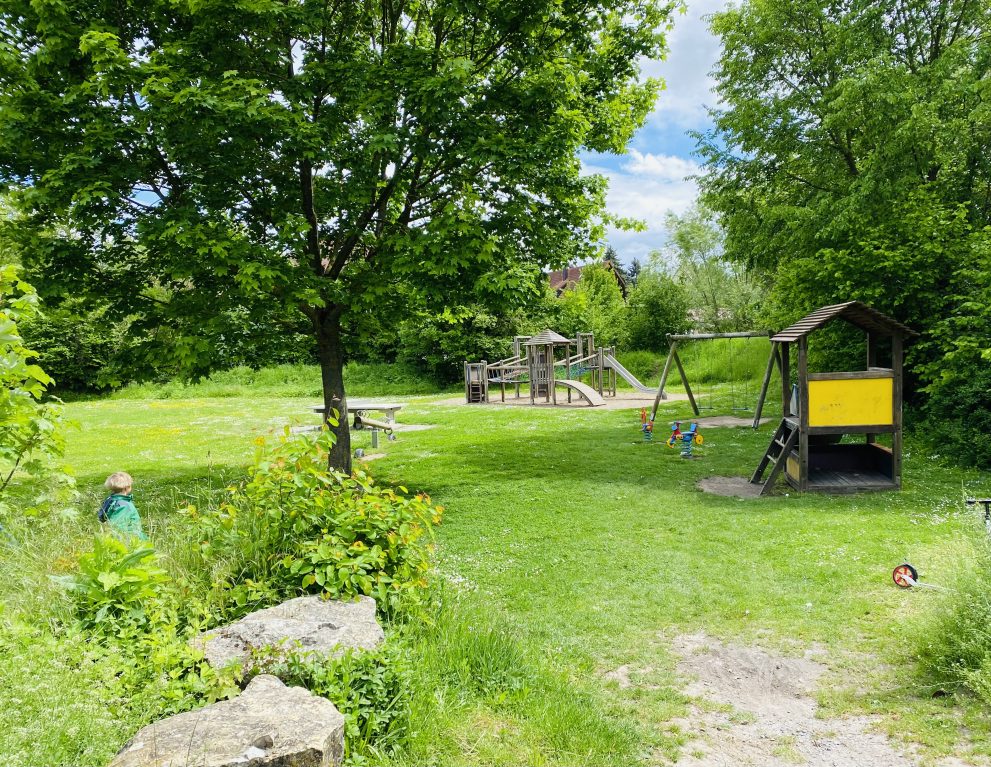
[
  {"x1": 57, "y1": 535, "x2": 169, "y2": 630},
  {"x1": 196, "y1": 429, "x2": 443, "y2": 617},
  {"x1": 252, "y1": 643, "x2": 410, "y2": 763},
  {"x1": 921, "y1": 362, "x2": 991, "y2": 471},
  {"x1": 0, "y1": 266, "x2": 74, "y2": 517}
]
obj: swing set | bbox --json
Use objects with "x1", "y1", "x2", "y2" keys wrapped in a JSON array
[{"x1": 651, "y1": 331, "x2": 775, "y2": 427}]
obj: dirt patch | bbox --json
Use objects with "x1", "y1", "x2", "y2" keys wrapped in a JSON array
[
  {"x1": 692, "y1": 415, "x2": 772, "y2": 428},
  {"x1": 697, "y1": 476, "x2": 764, "y2": 498},
  {"x1": 391, "y1": 423, "x2": 436, "y2": 432},
  {"x1": 354, "y1": 452, "x2": 386, "y2": 462},
  {"x1": 434, "y1": 390, "x2": 689, "y2": 411},
  {"x1": 671, "y1": 633, "x2": 970, "y2": 767}
]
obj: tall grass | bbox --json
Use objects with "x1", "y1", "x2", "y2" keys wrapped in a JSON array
[
  {"x1": 397, "y1": 593, "x2": 641, "y2": 766},
  {"x1": 107, "y1": 361, "x2": 450, "y2": 400},
  {"x1": 915, "y1": 538, "x2": 991, "y2": 705}
]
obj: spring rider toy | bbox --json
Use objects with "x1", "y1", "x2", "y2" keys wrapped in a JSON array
[
  {"x1": 640, "y1": 408, "x2": 654, "y2": 442},
  {"x1": 668, "y1": 420, "x2": 703, "y2": 457}
]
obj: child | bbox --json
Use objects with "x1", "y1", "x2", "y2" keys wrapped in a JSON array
[{"x1": 98, "y1": 471, "x2": 148, "y2": 541}]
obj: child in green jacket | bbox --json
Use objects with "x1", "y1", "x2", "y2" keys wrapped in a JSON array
[{"x1": 98, "y1": 471, "x2": 148, "y2": 541}]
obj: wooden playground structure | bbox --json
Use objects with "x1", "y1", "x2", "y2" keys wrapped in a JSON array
[
  {"x1": 465, "y1": 329, "x2": 656, "y2": 407},
  {"x1": 749, "y1": 301, "x2": 915, "y2": 495}
]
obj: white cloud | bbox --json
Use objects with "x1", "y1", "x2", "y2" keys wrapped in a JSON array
[
  {"x1": 643, "y1": 0, "x2": 727, "y2": 128},
  {"x1": 578, "y1": 0, "x2": 728, "y2": 262},
  {"x1": 624, "y1": 150, "x2": 701, "y2": 181},
  {"x1": 584, "y1": 160, "x2": 699, "y2": 262}
]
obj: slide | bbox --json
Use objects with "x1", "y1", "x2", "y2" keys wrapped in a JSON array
[
  {"x1": 556, "y1": 379, "x2": 606, "y2": 407},
  {"x1": 603, "y1": 354, "x2": 656, "y2": 394}
]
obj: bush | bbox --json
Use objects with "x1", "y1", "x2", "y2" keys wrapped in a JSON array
[
  {"x1": 253, "y1": 643, "x2": 410, "y2": 763},
  {"x1": 921, "y1": 363, "x2": 991, "y2": 470},
  {"x1": 195, "y1": 429, "x2": 443, "y2": 617},
  {"x1": 18, "y1": 300, "x2": 128, "y2": 392},
  {"x1": 624, "y1": 271, "x2": 689, "y2": 352},
  {"x1": 58, "y1": 535, "x2": 169, "y2": 630}
]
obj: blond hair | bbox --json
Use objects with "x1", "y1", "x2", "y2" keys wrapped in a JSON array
[{"x1": 105, "y1": 471, "x2": 133, "y2": 494}]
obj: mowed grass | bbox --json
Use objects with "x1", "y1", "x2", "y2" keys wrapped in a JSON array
[{"x1": 5, "y1": 389, "x2": 991, "y2": 764}]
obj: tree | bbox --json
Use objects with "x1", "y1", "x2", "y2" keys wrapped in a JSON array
[
  {"x1": 698, "y1": 0, "x2": 990, "y2": 375},
  {"x1": 0, "y1": 0, "x2": 675, "y2": 471},
  {"x1": 555, "y1": 262, "x2": 627, "y2": 347},
  {"x1": 624, "y1": 268, "x2": 688, "y2": 351},
  {"x1": 661, "y1": 205, "x2": 762, "y2": 332}
]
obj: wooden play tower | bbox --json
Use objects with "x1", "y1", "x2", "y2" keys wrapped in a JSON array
[{"x1": 751, "y1": 302, "x2": 915, "y2": 495}]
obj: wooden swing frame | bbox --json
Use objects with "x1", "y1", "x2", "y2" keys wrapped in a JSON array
[{"x1": 651, "y1": 331, "x2": 775, "y2": 426}]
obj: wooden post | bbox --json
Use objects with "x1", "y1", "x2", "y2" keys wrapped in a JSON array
[
  {"x1": 797, "y1": 338, "x2": 809, "y2": 491},
  {"x1": 752, "y1": 342, "x2": 778, "y2": 428},
  {"x1": 549, "y1": 343, "x2": 556, "y2": 404},
  {"x1": 780, "y1": 342, "x2": 791, "y2": 416},
  {"x1": 464, "y1": 361, "x2": 469, "y2": 403},
  {"x1": 597, "y1": 347, "x2": 605, "y2": 396},
  {"x1": 528, "y1": 351, "x2": 535, "y2": 404},
  {"x1": 892, "y1": 333, "x2": 904, "y2": 489},
  {"x1": 656, "y1": 341, "x2": 675, "y2": 401},
  {"x1": 673, "y1": 348, "x2": 699, "y2": 416}
]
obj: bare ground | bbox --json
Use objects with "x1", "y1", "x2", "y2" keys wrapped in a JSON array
[
  {"x1": 666, "y1": 633, "x2": 972, "y2": 767},
  {"x1": 435, "y1": 390, "x2": 689, "y2": 410},
  {"x1": 697, "y1": 476, "x2": 764, "y2": 498}
]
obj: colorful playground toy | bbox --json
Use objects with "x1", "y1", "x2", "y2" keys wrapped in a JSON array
[
  {"x1": 640, "y1": 408, "x2": 654, "y2": 442},
  {"x1": 668, "y1": 420, "x2": 703, "y2": 457}
]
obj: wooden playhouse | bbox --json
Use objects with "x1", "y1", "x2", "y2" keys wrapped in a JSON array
[{"x1": 751, "y1": 302, "x2": 915, "y2": 495}]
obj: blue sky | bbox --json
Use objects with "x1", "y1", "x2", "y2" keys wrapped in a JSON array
[{"x1": 582, "y1": 0, "x2": 727, "y2": 265}]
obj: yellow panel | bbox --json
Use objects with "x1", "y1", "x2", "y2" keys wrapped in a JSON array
[
  {"x1": 786, "y1": 453, "x2": 799, "y2": 480},
  {"x1": 807, "y1": 378, "x2": 893, "y2": 427}
]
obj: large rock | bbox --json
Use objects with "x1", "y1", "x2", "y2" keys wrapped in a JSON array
[
  {"x1": 195, "y1": 595, "x2": 384, "y2": 672},
  {"x1": 110, "y1": 674, "x2": 345, "y2": 767}
]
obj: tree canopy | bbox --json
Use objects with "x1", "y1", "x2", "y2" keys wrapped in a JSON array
[
  {"x1": 0, "y1": 0, "x2": 676, "y2": 469},
  {"x1": 698, "y1": 0, "x2": 991, "y2": 465}
]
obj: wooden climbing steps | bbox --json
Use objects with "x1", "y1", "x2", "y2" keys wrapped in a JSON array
[
  {"x1": 750, "y1": 418, "x2": 798, "y2": 495},
  {"x1": 556, "y1": 379, "x2": 606, "y2": 407}
]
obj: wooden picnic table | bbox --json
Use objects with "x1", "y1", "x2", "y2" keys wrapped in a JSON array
[{"x1": 311, "y1": 401, "x2": 403, "y2": 428}]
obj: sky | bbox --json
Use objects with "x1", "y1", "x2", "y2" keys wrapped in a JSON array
[{"x1": 581, "y1": 0, "x2": 727, "y2": 266}]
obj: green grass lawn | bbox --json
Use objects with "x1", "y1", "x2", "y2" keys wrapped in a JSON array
[{"x1": 3, "y1": 390, "x2": 990, "y2": 765}]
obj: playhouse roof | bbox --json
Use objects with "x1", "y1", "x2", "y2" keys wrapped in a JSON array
[
  {"x1": 771, "y1": 301, "x2": 916, "y2": 343},
  {"x1": 524, "y1": 329, "x2": 572, "y2": 346}
]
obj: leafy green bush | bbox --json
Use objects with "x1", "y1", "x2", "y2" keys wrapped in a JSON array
[
  {"x1": 18, "y1": 299, "x2": 128, "y2": 392},
  {"x1": 624, "y1": 270, "x2": 690, "y2": 352},
  {"x1": 58, "y1": 535, "x2": 169, "y2": 630},
  {"x1": 0, "y1": 266, "x2": 74, "y2": 516},
  {"x1": 197, "y1": 429, "x2": 442, "y2": 617},
  {"x1": 921, "y1": 364, "x2": 991, "y2": 470},
  {"x1": 252, "y1": 643, "x2": 410, "y2": 763}
]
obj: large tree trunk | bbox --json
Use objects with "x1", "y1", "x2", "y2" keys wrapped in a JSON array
[{"x1": 314, "y1": 309, "x2": 352, "y2": 473}]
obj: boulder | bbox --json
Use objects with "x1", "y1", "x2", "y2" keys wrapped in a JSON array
[
  {"x1": 110, "y1": 674, "x2": 345, "y2": 767},
  {"x1": 195, "y1": 595, "x2": 384, "y2": 672}
]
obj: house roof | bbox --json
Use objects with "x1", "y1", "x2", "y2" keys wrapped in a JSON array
[
  {"x1": 771, "y1": 301, "x2": 916, "y2": 343},
  {"x1": 524, "y1": 329, "x2": 573, "y2": 346}
]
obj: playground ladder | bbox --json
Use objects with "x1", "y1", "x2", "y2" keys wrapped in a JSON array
[{"x1": 750, "y1": 418, "x2": 798, "y2": 496}]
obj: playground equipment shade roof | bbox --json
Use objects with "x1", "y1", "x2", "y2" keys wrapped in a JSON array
[
  {"x1": 524, "y1": 329, "x2": 573, "y2": 346},
  {"x1": 770, "y1": 301, "x2": 916, "y2": 343}
]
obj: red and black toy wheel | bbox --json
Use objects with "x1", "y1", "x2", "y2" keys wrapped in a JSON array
[{"x1": 892, "y1": 563, "x2": 918, "y2": 588}]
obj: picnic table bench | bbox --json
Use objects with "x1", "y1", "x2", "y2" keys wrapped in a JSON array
[{"x1": 311, "y1": 401, "x2": 403, "y2": 429}]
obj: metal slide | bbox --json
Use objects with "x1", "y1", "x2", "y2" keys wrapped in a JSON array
[{"x1": 603, "y1": 354, "x2": 655, "y2": 393}]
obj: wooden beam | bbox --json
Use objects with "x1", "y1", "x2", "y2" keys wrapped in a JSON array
[
  {"x1": 668, "y1": 331, "x2": 773, "y2": 340},
  {"x1": 752, "y1": 341, "x2": 778, "y2": 429},
  {"x1": 673, "y1": 348, "x2": 699, "y2": 416}
]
